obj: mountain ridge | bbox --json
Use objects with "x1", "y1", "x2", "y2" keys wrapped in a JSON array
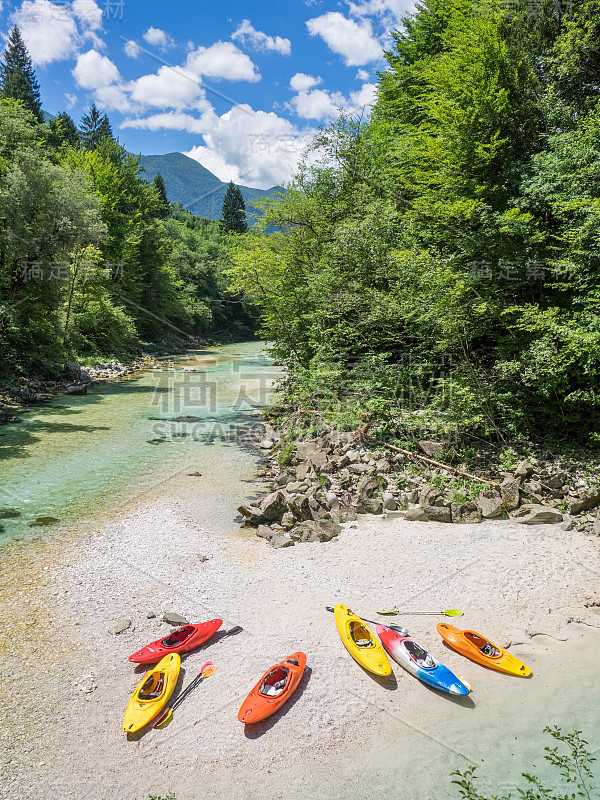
[{"x1": 137, "y1": 152, "x2": 281, "y2": 220}]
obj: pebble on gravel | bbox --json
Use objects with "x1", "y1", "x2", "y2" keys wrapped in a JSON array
[{"x1": 114, "y1": 618, "x2": 132, "y2": 634}]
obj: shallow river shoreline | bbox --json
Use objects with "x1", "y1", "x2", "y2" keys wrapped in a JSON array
[{"x1": 1, "y1": 473, "x2": 599, "y2": 800}]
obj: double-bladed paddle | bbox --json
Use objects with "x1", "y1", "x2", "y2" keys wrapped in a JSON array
[
  {"x1": 152, "y1": 624, "x2": 243, "y2": 728},
  {"x1": 377, "y1": 609, "x2": 464, "y2": 617},
  {"x1": 325, "y1": 606, "x2": 408, "y2": 636}
]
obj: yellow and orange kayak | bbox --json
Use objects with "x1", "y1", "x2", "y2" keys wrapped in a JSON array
[
  {"x1": 123, "y1": 653, "x2": 181, "y2": 733},
  {"x1": 437, "y1": 623, "x2": 532, "y2": 677},
  {"x1": 334, "y1": 604, "x2": 392, "y2": 677}
]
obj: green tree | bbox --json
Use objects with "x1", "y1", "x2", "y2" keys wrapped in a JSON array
[
  {"x1": 221, "y1": 181, "x2": 247, "y2": 233},
  {"x1": 48, "y1": 111, "x2": 80, "y2": 148},
  {"x1": 80, "y1": 104, "x2": 113, "y2": 151},
  {"x1": 0, "y1": 26, "x2": 43, "y2": 123},
  {"x1": 153, "y1": 172, "x2": 170, "y2": 218}
]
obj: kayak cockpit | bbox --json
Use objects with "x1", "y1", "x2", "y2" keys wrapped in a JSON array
[
  {"x1": 259, "y1": 666, "x2": 289, "y2": 697},
  {"x1": 138, "y1": 672, "x2": 166, "y2": 701},
  {"x1": 465, "y1": 631, "x2": 501, "y2": 658},
  {"x1": 161, "y1": 626, "x2": 195, "y2": 648},
  {"x1": 349, "y1": 620, "x2": 374, "y2": 648},
  {"x1": 403, "y1": 640, "x2": 436, "y2": 669}
]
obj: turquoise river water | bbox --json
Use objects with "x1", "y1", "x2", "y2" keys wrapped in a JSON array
[{"x1": 0, "y1": 341, "x2": 282, "y2": 546}]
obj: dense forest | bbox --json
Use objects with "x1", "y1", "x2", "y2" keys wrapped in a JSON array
[
  {"x1": 229, "y1": 0, "x2": 600, "y2": 445},
  {"x1": 0, "y1": 27, "x2": 254, "y2": 378}
]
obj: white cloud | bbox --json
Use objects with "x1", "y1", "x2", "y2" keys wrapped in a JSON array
[
  {"x1": 71, "y1": 0, "x2": 103, "y2": 31},
  {"x1": 356, "y1": 68, "x2": 370, "y2": 81},
  {"x1": 65, "y1": 92, "x2": 77, "y2": 108},
  {"x1": 72, "y1": 49, "x2": 120, "y2": 89},
  {"x1": 350, "y1": 82, "x2": 377, "y2": 108},
  {"x1": 347, "y1": 0, "x2": 408, "y2": 26},
  {"x1": 121, "y1": 112, "x2": 210, "y2": 134},
  {"x1": 93, "y1": 83, "x2": 131, "y2": 112},
  {"x1": 123, "y1": 39, "x2": 141, "y2": 58},
  {"x1": 142, "y1": 26, "x2": 175, "y2": 50},
  {"x1": 232, "y1": 19, "x2": 291, "y2": 56},
  {"x1": 289, "y1": 88, "x2": 346, "y2": 121},
  {"x1": 289, "y1": 72, "x2": 322, "y2": 92},
  {"x1": 128, "y1": 66, "x2": 205, "y2": 110},
  {"x1": 186, "y1": 42, "x2": 261, "y2": 82},
  {"x1": 288, "y1": 81, "x2": 378, "y2": 121},
  {"x1": 306, "y1": 12, "x2": 382, "y2": 66},
  {"x1": 185, "y1": 105, "x2": 314, "y2": 188},
  {"x1": 12, "y1": 0, "x2": 79, "y2": 66}
]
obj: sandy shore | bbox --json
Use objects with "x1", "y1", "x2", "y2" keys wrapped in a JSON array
[{"x1": 2, "y1": 471, "x2": 600, "y2": 800}]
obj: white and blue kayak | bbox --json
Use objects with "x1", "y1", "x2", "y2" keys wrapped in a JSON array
[{"x1": 376, "y1": 625, "x2": 470, "y2": 695}]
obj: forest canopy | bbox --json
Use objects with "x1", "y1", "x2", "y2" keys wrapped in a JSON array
[{"x1": 228, "y1": 0, "x2": 600, "y2": 443}]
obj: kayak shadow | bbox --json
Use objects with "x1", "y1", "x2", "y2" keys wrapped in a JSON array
[
  {"x1": 243, "y1": 666, "x2": 313, "y2": 739},
  {"x1": 419, "y1": 681, "x2": 476, "y2": 708},
  {"x1": 357, "y1": 664, "x2": 398, "y2": 691}
]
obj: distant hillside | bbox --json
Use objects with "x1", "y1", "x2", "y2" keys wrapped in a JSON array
[{"x1": 138, "y1": 152, "x2": 281, "y2": 220}]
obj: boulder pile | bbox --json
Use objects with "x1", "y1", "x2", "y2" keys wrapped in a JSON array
[{"x1": 238, "y1": 423, "x2": 600, "y2": 546}]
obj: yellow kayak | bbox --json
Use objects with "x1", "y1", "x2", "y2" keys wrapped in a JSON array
[
  {"x1": 123, "y1": 653, "x2": 180, "y2": 733},
  {"x1": 334, "y1": 604, "x2": 392, "y2": 677}
]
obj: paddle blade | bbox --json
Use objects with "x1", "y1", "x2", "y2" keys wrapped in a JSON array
[
  {"x1": 444, "y1": 609, "x2": 464, "y2": 617},
  {"x1": 226, "y1": 625, "x2": 243, "y2": 636},
  {"x1": 152, "y1": 708, "x2": 173, "y2": 728},
  {"x1": 376, "y1": 610, "x2": 399, "y2": 616},
  {"x1": 201, "y1": 663, "x2": 216, "y2": 678}
]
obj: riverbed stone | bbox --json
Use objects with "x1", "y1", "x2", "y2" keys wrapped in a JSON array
[
  {"x1": 237, "y1": 504, "x2": 265, "y2": 525},
  {"x1": 518, "y1": 506, "x2": 563, "y2": 524},
  {"x1": 418, "y1": 440, "x2": 445, "y2": 459},
  {"x1": 289, "y1": 519, "x2": 342, "y2": 543},
  {"x1": 451, "y1": 502, "x2": 482, "y2": 523},
  {"x1": 382, "y1": 492, "x2": 396, "y2": 511},
  {"x1": 260, "y1": 490, "x2": 288, "y2": 521},
  {"x1": 501, "y1": 479, "x2": 521, "y2": 511},
  {"x1": 0, "y1": 508, "x2": 20, "y2": 519},
  {"x1": 477, "y1": 485, "x2": 504, "y2": 518},
  {"x1": 567, "y1": 492, "x2": 600, "y2": 515},
  {"x1": 269, "y1": 532, "x2": 295, "y2": 548},
  {"x1": 114, "y1": 619, "x2": 131, "y2": 634},
  {"x1": 424, "y1": 506, "x2": 452, "y2": 523},
  {"x1": 405, "y1": 507, "x2": 429, "y2": 522},
  {"x1": 162, "y1": 612, "x2": 189, "y2": 626},
  {"x1": 515, "y1": 460, "x2": 535, "y2": 477}
]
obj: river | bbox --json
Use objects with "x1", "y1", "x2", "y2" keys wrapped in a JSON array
[{"x1": 0, "y1": 341, "x2": 282, "y2": 546}]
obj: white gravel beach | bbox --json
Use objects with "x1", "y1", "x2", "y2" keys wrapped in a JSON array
[{"x1": 1, "y1": 466, "x2": 599, "y2": 800}]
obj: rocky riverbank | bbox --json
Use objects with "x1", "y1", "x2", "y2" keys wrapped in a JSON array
[{"x1": 237, "y1": 415, "x2": 600, "y2": 546}]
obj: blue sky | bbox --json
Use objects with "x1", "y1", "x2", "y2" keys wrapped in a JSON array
[{"x1": 0, "y1": 0, "x2": 414, "y2": 187}]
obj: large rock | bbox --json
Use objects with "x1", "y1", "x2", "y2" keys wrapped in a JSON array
[
  {"x1": 544, "y1": 473, "x2": 566, "y2": 490},
  {"x1": 419, "y1": 484, "x2": 441, "y2": 506},
  {"x1": 256, "y1": 525, "x2": 274, "y2": 539},
  {"x1": 451, "y1": 502, "x2": 482, "y2": 524},
  {"x1": 477, "y1": 485, "x2": 504, "y2": 518},
  {"x1": 515, "y1": 460, "x2": 535, "y2": 477},
  {"x1": 361, "y1": 498, "x2": 383, "y2": 514},
  {"x1": 518, "y1": 506, "x2": 563, "y2": 525},
  {"x1": 501, "y1": 480, "x2": 521, "y2": 511},
  {"x1": 418, "y1": 440, "x2": 445, "y2": 459},
  {"x1": 289, "y1": 519, "x2": 342, "y2": 543},
  {"x1": 593, "y1": 510, "x2": 600, "y2": 536},
  {"x1": 162, "y1": 612, "x2": 189, "y2": 625},
  {"x1": 356, "y1": 477, "x2": 378, "y2": 499},
  {"x1": 63, "y1": 361, "x2": 81, "y2": 380},
  {"x1": 424, "y1": 506, "x2": 452, "y2": 523},
  {"x1": 567, "y1": 492, "x2": 600, "y2": 515},
  {"x1": 237, "y1": 504, "x2": 265, "y2": 525},
  {"x1": 382, "y1": 492, "x2": 396, "y2": 511},
  {"x1": 269, "y1": 532, "x2": 295, "y2": 548},
  {"x1": 286, "y1": 493, "x2": 312, "y2": 521},
  {"x1": 405, "y1": 507, "x2": 429, "y2": 521},
  {"x1": 260, "y1": 490, "x2": 288, "y2": 521},
  {"x1": 65, "y1": 385, "x2": 87, "y2": 395}
]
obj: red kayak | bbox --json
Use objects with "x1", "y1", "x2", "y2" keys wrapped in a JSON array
[
  {"x1": 238, "y1": 652, "x2": 307, "y2": 723},
  {"x1": 128, "y1": 619, "x2": 223, "y2": 664}
]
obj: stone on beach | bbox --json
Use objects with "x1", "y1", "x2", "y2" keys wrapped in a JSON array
[{"x1": 162, "y1": 612, "x2": 189, "y2": 625}]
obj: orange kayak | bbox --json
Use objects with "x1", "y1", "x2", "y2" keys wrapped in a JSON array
[
  {"x1": 238, "y1": 652, "x2": 307, "y2": 723},
  {"x1": 437, "y1": 623, "x2": 532, "y2": 677}
]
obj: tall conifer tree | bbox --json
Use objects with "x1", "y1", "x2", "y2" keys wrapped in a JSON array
[
  {"x1": 221, "y1": 181, "x2": 247, "y2": 233},
  {"x1": 0, "y1": 26, "x2": 43, "y2": 123}
]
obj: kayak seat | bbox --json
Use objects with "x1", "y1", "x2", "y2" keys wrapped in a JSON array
[
  {"x1": 350, "y1": 621, "x2": 373, "y2": 648},
  {"x1": 162, "y1": 626, "x2": 194, "y2": 648},
  {"x1": 259, "y1": 666, "x2": 289, "y2": 697},
  {"x1": 404, "y1": 640, "x2": 435, "y2": 668},
  {"x1": 139, "y1": 673, "x2": 165, "y2": 700}
]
